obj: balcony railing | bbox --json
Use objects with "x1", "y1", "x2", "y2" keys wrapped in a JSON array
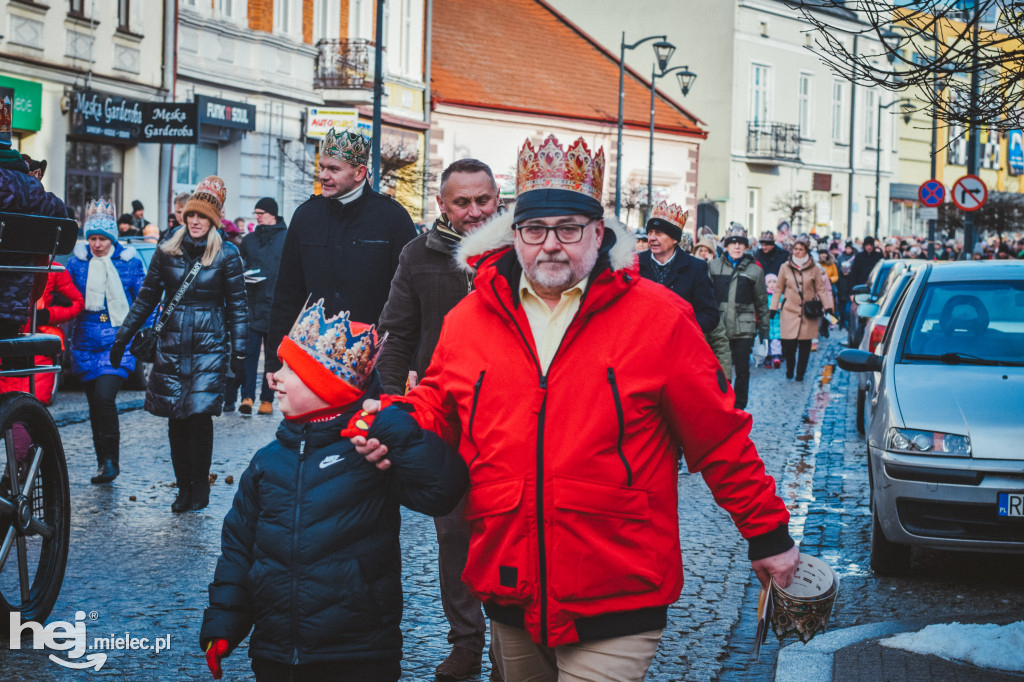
[
  {"x1": 746, "y1": 122, "x2": 801, "y2": 161},
  {"x1": 314, "y1": 39, "x2": 375, "y2": 90}
]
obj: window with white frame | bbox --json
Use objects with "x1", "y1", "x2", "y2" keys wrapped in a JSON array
[
  {"x1": 798, "y1": 73, "x2": 813, "y2": 138},
  {"x1": 865, "y1": 196, "x2": 875, "y2": 236},
  {"x1": 746, "y1": 188, "x2": 760, "y2": 233},
  {"x1": 863, "y1": 89, "x2": 878, "y2": 148},
  {"x1": 831, "y1": 80, "x2": 846, "y2": 143},
  {"x1": 402, "y1": 0, "x2": 413, "y2": 75},
  {"x1": 352, "y1": 0, "x2": 368, "y2": 39},
  {"x1": 215, "y1": 0, "x2": 234, "y2": 20},
  {"x1": 275, "y1": 0, "x2": 299, "y2": 37},
  {"x1": 314, "y1": 0, "x2": 340, "y2": 41},
  {"x1": 750, "y1": 64, "x2": 770, "y2": 125}
]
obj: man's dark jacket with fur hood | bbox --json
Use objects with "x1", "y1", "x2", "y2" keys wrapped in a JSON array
[
  {"x1": 376, "y1": 220, "x2": 473, "y2": 394},
  {"x1": 266, "y1": 183, "x2": 416, "y2": 373}
]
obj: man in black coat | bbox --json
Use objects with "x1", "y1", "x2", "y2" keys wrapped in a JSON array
[
  {"x1": 638, "y1": 203, "x2": 720, "y2": 334},
  {"x1": 266, "y1": 128, "x2": 417, "y2": 380},
  {"x1": 754, "y1": 230, "x2": 789, "y2": 276},
  {"x1": 850, "y1": 236, "x2": 883, "y2": 288},
  {"x1": 238, "y1": 197, "x2": 287, "y2": 415},
  {"x1": 376, "y1": 158, "x2": 500, "y2": 681}
]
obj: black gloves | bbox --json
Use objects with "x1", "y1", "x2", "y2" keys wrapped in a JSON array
[
  {"x1": 35, "y1": 308, "x2": 51, "y2": 326},
  {"x1": 230, "y1": 355, "x2": 246, "y2": 377},
  {"x1": 769, "y1": 309, "x2": 778, "y2": 320},
  {"x1": 109, "y1": 340, "x2": 126, "y2": 369}
]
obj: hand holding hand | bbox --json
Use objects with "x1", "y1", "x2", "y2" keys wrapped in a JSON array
[
  {"x1": 205, "y1": 638, "x2": 228, "y2": 680},
  {"x1": 109, "y1": 341, "x2": 126, "y2": 369},
  {"x1": 343, "y1": 398, "x2": 398, "y2": 471},
  {"x1": 751, "y1": 545, "x2": 800, "y2": 590}
]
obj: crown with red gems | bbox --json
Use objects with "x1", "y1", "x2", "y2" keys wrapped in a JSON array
[
  {"x1": 286, "y1": 299, "x2": 385, "y2": 392},
  {"x1": 650, "y1": 201, "x2": 689, "y2": 230},
  {"x1": 320, "y1": 127, "x2": 370, "y2": 167},
  {"x1": 516, "y1": 135, "x2": 605, "y2": 202}
]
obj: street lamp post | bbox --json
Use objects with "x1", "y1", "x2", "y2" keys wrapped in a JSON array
[
  {"x1": 874, "y1": 97, "x2": 914, "y2": 239},
  {"x1": 646, "y1": 65, "x2": 696, "y2": 224},
  {"x1": 370, "y1": 0, "x2": 385, "y2": 192},
  {"x1": 615, "y1": 33, "x2": 675, "y2": 220}
]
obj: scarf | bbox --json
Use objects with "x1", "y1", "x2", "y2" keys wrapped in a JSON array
[
  {"x1": 649, "y1": 249, "x2": 677, "y2": 285},
  {"x1": 85, "y1": 253, "x2": 131, "y2": 326},
  {"x1": 791, "y1": 254, "x2": 811, "y2": 268},
  {"x1": 335, "y1": 182, "x2": 365, "y2": 205}
]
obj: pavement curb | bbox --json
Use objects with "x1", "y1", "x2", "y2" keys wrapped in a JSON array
[{"x1": 775, "y1": 621, "x2": 916, "y2": 681}]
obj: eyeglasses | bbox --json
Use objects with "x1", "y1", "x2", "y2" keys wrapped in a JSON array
[
  {"x1": 513, "y1": 218, "x2": 597, "y2": 245},
  {"x1": 253, "y1": 210, "x2": 267, "y2": 217}
]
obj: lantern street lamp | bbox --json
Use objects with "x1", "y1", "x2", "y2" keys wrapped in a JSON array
[
  {"x1": 646, "y1": 65, "x2": 696, "y2": 224},
  {"x1": 615, "y1": 34, "x2": 676, "y2": 220}
]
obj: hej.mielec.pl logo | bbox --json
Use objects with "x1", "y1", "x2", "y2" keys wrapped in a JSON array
[{"x1": 9, "y1": 611, "x2": 171, "y2": 671}]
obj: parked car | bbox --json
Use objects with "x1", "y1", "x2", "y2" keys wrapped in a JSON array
[
  {"x1": 854, "y1": 261, "x2": 927, "y2": 434},
  {"x1": 849, "y1": 258, "x2": 899, "y2": 348},
  {"x1": 839, "y1": 261, "x2": 1024, "y2": 575}
]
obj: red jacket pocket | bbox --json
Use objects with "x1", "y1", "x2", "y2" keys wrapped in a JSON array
[{"x1": 463, "y1": 478, "x2": 531, "y2": 603}]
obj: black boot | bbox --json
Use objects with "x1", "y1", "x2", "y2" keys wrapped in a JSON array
[
  {"x1": 189, "y1": 447, "x2": 212, "y2": 511},
  {"x1": 90, "y1": 436, "x2": 119, "y2": 484},
  {"x1": 169, "y1": 428, "x2": 192, "y2": 513}
]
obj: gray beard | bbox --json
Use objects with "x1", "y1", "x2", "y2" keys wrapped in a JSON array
[{"x1": 517, "y1": 243, "x2": 598, "y2": 293}]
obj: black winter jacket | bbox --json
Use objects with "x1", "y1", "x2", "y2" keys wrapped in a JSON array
[
  {"x1": 375, "y1": 222, "x2": 472, "y2": 394},
  {"x1": 754, "y1": 245, "x2": 790, "y2": 276},
  {"x1": 266, "y1": 184, "x2": 417, "y2": 373},
  {"x1": 239, "y1": 219, "x2": 287, "y2": 333},
  {"x1": 116, "y1": 231, "x2": 248, "y2": 419},
  {"x1": 199, "y1": 402, "x2": 468, "y2": 666},
  {"x1": 638, "y1": 247, "x2": 720, "y2": 333},
  {"x1": 850, "y1": 248, "x2": 883, "y2": 287}
]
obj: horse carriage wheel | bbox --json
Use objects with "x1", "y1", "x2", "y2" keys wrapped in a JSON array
[{"x1": 0, "y1": 391, "x2": 70, "y2": 632}]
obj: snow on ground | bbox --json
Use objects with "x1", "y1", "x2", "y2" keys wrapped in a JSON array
[{"x1": 880, "y1": 621, "x2": 1024, "y2": 673}]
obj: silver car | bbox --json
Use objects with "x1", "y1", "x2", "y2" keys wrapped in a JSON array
[{"x1": 838, "y1": 261, "x2": 1024, "y2": 575}]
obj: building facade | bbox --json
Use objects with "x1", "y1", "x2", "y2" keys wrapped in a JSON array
[
  {"x1": 1, "y1": 0, "x2": 167, "y2": 223},
  {"x1": 549, "y1": 0, "x2": 896, "y2": 240}
]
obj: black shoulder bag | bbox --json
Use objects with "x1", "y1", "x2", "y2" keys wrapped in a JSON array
[
  {"x1": 130, "y1": 261, "x2": 203, "y2": 363},
  {"x1": 794, "y1": 265, "x2": 824, "y2": 319}
]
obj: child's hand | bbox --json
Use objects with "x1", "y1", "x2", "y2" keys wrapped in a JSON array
[
  {"x1": 205, "y1": 639, "x2": 228, "y2": 679},
  {"x1": 340, "y1": 396, "x2": 394, "y2": 439}
]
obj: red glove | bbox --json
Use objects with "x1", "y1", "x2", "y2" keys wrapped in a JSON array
[
  {"x1": 205, "y1": 638, "x2": 228, "y2": 680},
  {"x1": 340, "y1": 395, "x2": 396, "y2": 439}
]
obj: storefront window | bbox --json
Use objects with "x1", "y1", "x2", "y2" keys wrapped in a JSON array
[
  {"x1": 173, "y1": 142, "x2": 218, "y2": 196},
  {"x1": 65, "y1": 139, "x2": 124, "y2": 230}
]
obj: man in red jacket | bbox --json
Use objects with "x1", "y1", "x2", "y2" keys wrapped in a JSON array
[{"x1": 353, "y1": 134, "x2": 799, "y2": 680}]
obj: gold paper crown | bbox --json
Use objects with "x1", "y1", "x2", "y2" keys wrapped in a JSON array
[
  {"x1": 516, "y1": 135, "x2": 605, "y2": 202},
  {"x1": 650, "y1": 201, "x2": 689, "y2": 230},
  {"x1": 320, "y1": 127, "x2": 370, "y2": 167},
  {"x1": 287, "y1": 299, "x2": 385, "y2": 391}
]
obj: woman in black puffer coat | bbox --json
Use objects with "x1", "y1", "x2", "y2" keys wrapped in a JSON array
[{"x1": 112, "y1": 176, "x2": 247, "y2": 512}]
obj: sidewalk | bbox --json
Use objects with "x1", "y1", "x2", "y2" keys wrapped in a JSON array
[
  {"x1": 48, "y1": 382, "x2": 146, "y2": 426},
  {"x1": 776, "y1": 620, "x2": 1023, "y2": 681}
]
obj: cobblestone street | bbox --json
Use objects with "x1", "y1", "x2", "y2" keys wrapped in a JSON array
[{"x1": 2, "y1": 335, "x2": 1022, "y2": 680}]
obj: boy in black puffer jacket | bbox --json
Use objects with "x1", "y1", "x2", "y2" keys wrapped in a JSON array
[{"x1": 199, "y1": 300, "x2": 468, "y2": 682}]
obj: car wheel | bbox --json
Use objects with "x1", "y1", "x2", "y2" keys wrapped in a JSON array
[
  {"x1": 856, "y1": 387, "x2": 866, "y2": 435},
  {"x1": 870, "y1": 494, "x2": 911, "y2": 576}
]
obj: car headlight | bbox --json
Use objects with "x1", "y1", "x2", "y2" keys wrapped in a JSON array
[{"x1": 886, "y1": 428, "x2": 971, "y2": 456}]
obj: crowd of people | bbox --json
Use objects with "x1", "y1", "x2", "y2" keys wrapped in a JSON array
[{"x1": 6, "y1": 118, "x2": 1024, "y2": 682}]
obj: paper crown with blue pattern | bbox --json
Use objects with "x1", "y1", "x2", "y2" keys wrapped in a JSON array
[
  {"x1": 284, "y1": 299, "x2": 385, "y2": 394},
  {"x1": 84, "y1": 199, "x2": 118, "y2": 241},
  {"x1": 320, "y1": 127, "x2": 370, "y2": 167}
]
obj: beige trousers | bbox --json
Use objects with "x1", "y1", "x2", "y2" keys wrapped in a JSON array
[{"x1": 490, "y1": 620, "x2": 662, "y2": 682}]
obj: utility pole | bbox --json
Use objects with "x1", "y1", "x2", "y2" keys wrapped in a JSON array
[{"x1": 371, "y1": 0, "x2": 385, "y2": 192}]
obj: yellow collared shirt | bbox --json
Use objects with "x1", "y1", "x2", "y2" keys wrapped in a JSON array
[{"x1": 519, "y1": 272, "x2": 589, "y2": 373}]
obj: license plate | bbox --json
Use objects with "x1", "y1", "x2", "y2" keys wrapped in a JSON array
[{"x1": 997, "y1": 492, "x2": 1024, "y2": 517}]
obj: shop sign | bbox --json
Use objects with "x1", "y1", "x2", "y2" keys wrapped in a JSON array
[
  {"x1": 1009, "y1": 129, "x2": 1023, "y2": 176},
  {"x1": 0, "y1": 75, "x2": 42, "y2": 132},
  {"x1": 71, "y1": 90, "x2": 144, "y2": 141},
  {"x1": 305, "y1": 108, "x2": 369, "y2": 138},
  {"x1": 140, "y1": 102, "x2": 198, "y2": 143},
  {"x1": 197, "y1": 95, "x2": 255, "y2": 131}
]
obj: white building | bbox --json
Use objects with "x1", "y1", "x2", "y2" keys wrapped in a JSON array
[
  {"x1": 0, "y1": 0, "x2": 167, "y2": 223},
  {"x1": 548, "y1": 0, "x2": 898, "y2": 240}
]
